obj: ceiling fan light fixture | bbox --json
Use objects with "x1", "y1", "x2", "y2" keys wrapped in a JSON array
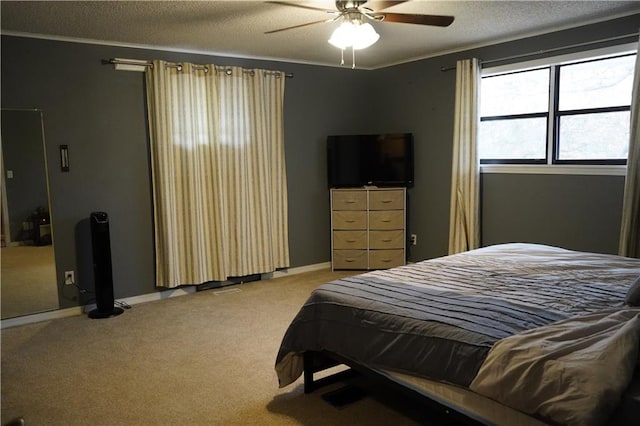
[
  {"x1": 328, "y1": 21, "x2": 354, "y2": 49},
  {"x1": 328, "y1": 20, "x2": 379, "y2": 50},
  {"x1": 352, "y1": 22, "x2": 379, "y2": 50}
]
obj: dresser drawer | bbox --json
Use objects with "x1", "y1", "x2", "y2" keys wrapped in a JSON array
[
  {"x1": 333, "y1": 230, "x2": 367, "y2": 249},
  {"x1": 369, "y1": 210, "x2": 404, "y2": 230},
  {"x1": 369, "y1": 189, "x2": 404, "y2": 210},
  {"x1": 332, "y1": 210, "x2": 367, "y2": 230},
  {"x1": 369, "y1": 230, "x2": 404, "y2": 249},
  {"x1": 369, "y1": 249, "x2": 405, "y2": 269},
  {"x1": 332, "y1": 190, "x2": 367, "y2": 210},
  {"x1": 333, "y1": 250, "x2": 368, "y2": 269}
]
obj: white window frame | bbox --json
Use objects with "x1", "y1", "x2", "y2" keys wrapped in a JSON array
[{"x1": 480, "y1": 42, "x2": 637, "y2": 176}]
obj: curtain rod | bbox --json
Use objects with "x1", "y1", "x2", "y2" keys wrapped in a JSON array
[
  {"x1": 440, "y1": 32, "x2": 639, "y2": 72},
  {"x1": 103, "y1": 58, "x2": 294, "y2": 78}
]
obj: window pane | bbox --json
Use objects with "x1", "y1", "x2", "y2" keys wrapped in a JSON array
[
  {"x1": 480, "y1": 68, "x2": 550, "y2": 116},
  {"x1": 558, "y1": 111, "x2": 630, "y2": 160},
  {"x1": 479, "y1": 117, "x2": 547, "y2": 160},
  {"x1": 558, "y1": 55, "x2": 635, "y2": 111}
]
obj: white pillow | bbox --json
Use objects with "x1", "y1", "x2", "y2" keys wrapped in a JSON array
[
  {"x1": 626, "y1": 276, "x2": 640, "y2": 307},
  {"x1": 470, "y1": 309, "x2": 640, "y2": 426}
]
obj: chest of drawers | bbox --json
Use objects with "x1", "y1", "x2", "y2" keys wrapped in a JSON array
[{"x1": 331, "y1": 187, "x2": 406, "y2": 270}]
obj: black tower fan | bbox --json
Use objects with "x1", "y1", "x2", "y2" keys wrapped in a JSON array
[{"x1": 89, "y1": 212, "x2": 124, "y2": 319}]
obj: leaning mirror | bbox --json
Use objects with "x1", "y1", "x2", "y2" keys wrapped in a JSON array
[{"x1": 1, "y1": 109, "x2": 59, "y2": 319}]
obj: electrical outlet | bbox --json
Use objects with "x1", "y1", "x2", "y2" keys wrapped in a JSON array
[
  {"x1": 64, "y1": 270, "x2": 75, "y2": 285},
  {"x1": 410, "y1": 234, "x2": 417, "y2": 246}
]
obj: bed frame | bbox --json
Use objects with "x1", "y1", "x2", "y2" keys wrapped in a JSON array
[{"x1": 302, "y1": 350, "x2": 486, "y2": 425}]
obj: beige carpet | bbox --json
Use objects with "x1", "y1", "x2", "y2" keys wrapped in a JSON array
[
  {"x1": 1, "y1": 269, "x2": 457, "y2": 426},
  {"x1": 1, "y1": 245, "x2": 59, "y2": 319}
]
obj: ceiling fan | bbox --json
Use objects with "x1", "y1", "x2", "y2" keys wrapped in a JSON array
[
  {"x1": 265, "y1": 1, "x2": 454, "y2": 34},
  {"x1": 265, "y1": 1, "x2": 454, "y2": 67}
]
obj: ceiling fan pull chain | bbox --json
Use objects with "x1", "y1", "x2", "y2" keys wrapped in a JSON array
[
  {"x1": 352, "y1": 47, "x2": 356, "y2": 69},
  {"x1": 341, "y1": 48, "x2": 345, "y2": 65}
]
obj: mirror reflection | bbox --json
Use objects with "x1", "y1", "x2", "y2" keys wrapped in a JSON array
[{"x1": 1, "y1": 109, "x2": 59, "y2": 319}]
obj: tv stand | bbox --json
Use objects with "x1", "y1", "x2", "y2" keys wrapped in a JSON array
[{"x1": 330, "y1": 187, "x2": 406, "y2": 270}]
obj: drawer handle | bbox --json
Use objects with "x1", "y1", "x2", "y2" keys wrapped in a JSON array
[
  {"x1": 381, "y1": 259, "x2": 391, "y2": 262},
  {"x1": 346, "y1": 239, "x2": 356, "y2": 243},
  {"x1": 381, "y1": 219, "x2": 391, "y2": 222},
  {"x1": 381, "y1": 238, "x2": 392, "y2": 242},
  {"x1": 345, "y1": 259, "x2": 355, "y2": 262},
  {"x1": 345, "y1": 219, "x2": 355, "y2": 223},
  {"x1": 345, "y1": 200, "x2": 356, "y2": 204},
  {"x1": 381, "y1": 200, "x2": 392, "y2": 203}
]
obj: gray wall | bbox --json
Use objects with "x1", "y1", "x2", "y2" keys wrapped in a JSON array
[
  {"x1": 481, "y1": 174, "x2": 625, "y2": 254},
  {"x1": 2, "y1": 12, "x2": 637, "y2": 309},
  {"x1": 1, "y1": 36, "x2": 373, "y2": 308},
  {"x1": 366, "y1": 14, "x2": 639, "y2": 260}
]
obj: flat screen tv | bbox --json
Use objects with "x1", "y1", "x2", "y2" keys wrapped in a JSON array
[{"x1": 327, "y1": 133, "x2": 414, "y2": 188}]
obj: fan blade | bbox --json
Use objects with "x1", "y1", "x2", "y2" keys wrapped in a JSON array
[
  {"x1": 265, "y1": 19, "x2": 332, "y2": 34},
  {"x1": 266, "y1": 1, "x2": 334, "y2": 13},
  {"x1": 362, "y1": 1, "x2": 407, "y2": 12},
  {"x1": 382, "y1": 12, "x2": 454, "y2": 27}
]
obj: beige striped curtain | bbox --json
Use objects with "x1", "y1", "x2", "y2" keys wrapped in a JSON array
[
  {"x1": 448, "y1": 58, "x2": 481, "y2": 255},
  {"x1": 146, "y1": 61, "x2": 289, "y2": 288},
  {"x1": 619, "y1": 41, "x2": 640, "y2": 259}
]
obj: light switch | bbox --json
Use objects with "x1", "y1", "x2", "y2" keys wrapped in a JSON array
[{"x1": 7, "y1": 170, "x2": 13, "y2": 179}]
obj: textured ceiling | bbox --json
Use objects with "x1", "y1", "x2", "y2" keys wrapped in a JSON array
[{"x1": 1, "y1": 1, "x2": 639, "y2": 69}]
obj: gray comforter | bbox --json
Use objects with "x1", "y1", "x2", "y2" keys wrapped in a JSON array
[{"x1": 275, "y1": 244, "x2": 640, "y2": 388}]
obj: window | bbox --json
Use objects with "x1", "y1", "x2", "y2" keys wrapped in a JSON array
[
  {"x1": 479, "y1": 48, "x2": 636, "y2": 166},
  {"x1": 479, "y1": 68, "x2": 549, "y2": 162}
]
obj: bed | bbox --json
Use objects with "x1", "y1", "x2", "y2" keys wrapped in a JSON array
[{"x1": 275, "y1": 243, "x2": 640, "y2": 425}]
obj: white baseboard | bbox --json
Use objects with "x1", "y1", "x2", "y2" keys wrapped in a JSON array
[
  {"x1": 112, "y1": 286, "x2": 197, "y2": 307},
  {"x1": 1, "y1": 261, "x2": 331, "y2": 329},
  {"x1": 268, "y1": 261, "x2": 332, "y2": 279}
]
